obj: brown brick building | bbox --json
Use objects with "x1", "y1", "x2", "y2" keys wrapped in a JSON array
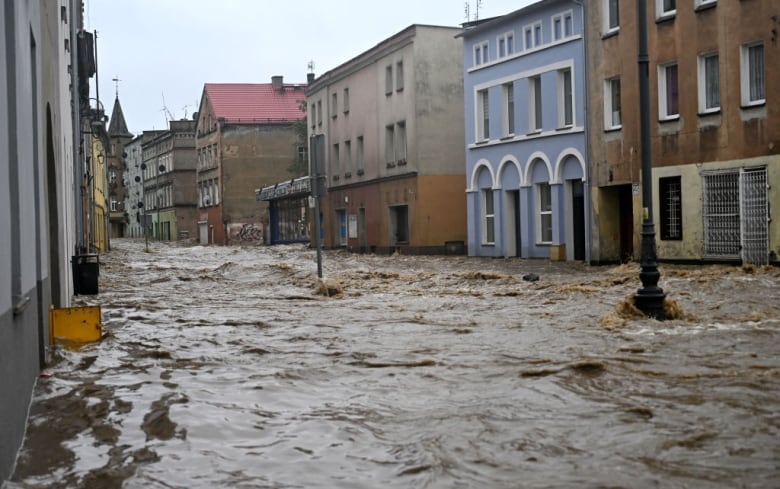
[
  {"x1": 195, "y1": 79, "x2": 306, "y2": 245},
  {"x1": 587, "y1": 0, "x2": 779, "y2": 264}
]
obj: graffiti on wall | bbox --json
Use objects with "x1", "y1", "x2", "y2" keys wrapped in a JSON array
[{"x1": 227, "y1": 222, "x2": 264, "y2": 245}]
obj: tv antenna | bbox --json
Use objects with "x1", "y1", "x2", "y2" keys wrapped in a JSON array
[
  {"x1": 307, "y1": 60, "x2": 315, "y2": 74},
  {"x1": 161, "y1": 93, "x2": 174, "y2": 123},
  {"x1": 464, "y1": 0, "x2": 483, "y2": 22}
]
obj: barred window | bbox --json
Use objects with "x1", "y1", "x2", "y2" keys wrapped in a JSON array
[{"x1": 659, "y1": 176, "x2": 682, "y2": 240}]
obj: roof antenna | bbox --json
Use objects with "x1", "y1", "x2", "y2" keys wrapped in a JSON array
[{"x1": 161, "y1": 93, "x2": 174, "y2": 123}]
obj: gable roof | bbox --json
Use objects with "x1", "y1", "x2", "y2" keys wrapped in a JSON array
[{"x1": 203, "y1": 83, "x2": 306, "y2": 124}]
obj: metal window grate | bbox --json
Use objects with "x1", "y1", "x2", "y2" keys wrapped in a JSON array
[
  {"x1": 702, "y1": 167, "x2": 768, "y2": 264},
  {"x1": 740, "y1": 167, "x2": 768, "y2": 265},
  {"x1": 702, "y1": 171, "x2": 740, "y2": 258}
]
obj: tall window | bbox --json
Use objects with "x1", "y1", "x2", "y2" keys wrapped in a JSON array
[
  {"x1": 385, "y1": 125, "x2": 395, "y2": 164},
  {"x1": 698, "y1": 52, "x2": 720, "y2": 113},
  {"x1": 317, "y1": 100, "x2": 322, "y2": 125},
  {"x1": 356, "y1": 136, "x2": 364, "y2": 174},
  {"x1": 503, "y1": 82, "x2": 515, "y2": 136},
  {"x1": 385, "y1": 65, "x2": 393, "y2": 95},
  {"x1": 528, "y1": 75, "x2": 542, "y2": 132},
  {"x1": 524, "y1": 22, "x2": 541, "y2": 50},
  {"x1": 657, "y1": 0, "x2": 676, "y2": 18},
  {"x1": 558, "y1": 68, "x2": 573, "y2": 127},
  {"x1": 331, "y1": 93, "x2": 338, "y2": 118},
  {"x1": 498, "y1": 32, "x2": 514, "y2": 58},
  {"x1": 310, "y1": 103, "x2": 316, "y2": 129},
  {"x1": 474, "y1": 41, "x2": 489, "y2": 66},
  {"x1": 553, "y1": 11, "x2": 573, "y2": 41},
  {"x1": 343, "y1": 87, "x2": 350, "y2": 113},
  {"x1": 477, "y1": 89, "x2": 490, "y2": 140},
  {"x1": 537, "y1": 182, "x2": 553, "y2": 243},
  {"x1": 605, "y1": 77, "x2": 621, "y2": 129},
  {"x1": 396, "y1": 121, "x2": 407, "y2": 163},
  {"x1": 396, "y1": 61, "x2": 404, "y2": 91},
  {"x1": 658, "y1": 62, "x2": 679, "y2": 119},
  {"x1": 343, "y1": 140, "x2": 352, "y2": 175},
  {"x1": 741, "y1": 42, "x2": 765, "y2": 106},
  {"x1": 482, "y1": 188, "x2": 495, "y2": 244},
  {"x1": 332, "y1": 143, "x2": 340, "y2": 177},
  {"x1": 659, "y1": 176, "x2": 683, "y2": 240},
  {"x1": 604, "y1": 0, "x2": 619, "y2": 33}
]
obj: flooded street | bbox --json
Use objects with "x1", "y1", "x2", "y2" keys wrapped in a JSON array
[{"x1": 8, "y1": 238, "x2": 780, "y2": 489}]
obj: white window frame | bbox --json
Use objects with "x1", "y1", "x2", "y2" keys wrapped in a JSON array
[
  {"x1": 604, "y1": 77, "x2": 622, "y2": 130},
  {"x1": 497, "y1": 31, "x2": 514, "y2": 58},
  {"x1": 524, "y1": 21, "x2": 542, "y2": 50},
  {"x1": 656, "y1": 0, "x2": 676, "y2": 19},
  {"x1": 503, "y1": 82, "x2": 515, "y2": 137},
  {"x1": 552, "y1": 10, "x2": 573, "y2": 41},
  {"x1": 658, "y1": 62, "x2": 680, "y2": 120},
  {"x1": 477, "y1": 89, "x2": 490, "y2": 141},
  {"x1": 528, "y1": 75, "x2": 542, "y2": 133},
  {"x1": 474, "y1": 41, "x2": 489, "y2": 66},
  {"x1": 558, "y1": 67, "x2": 574, "y2": 128},
  {"x1": 603, "y1": 0, "x2": 619, "y2": 34},
  {"x1": 740, "y1": 42, "x2": 765, "y2": 107},
  {"x1": 536, "y1": 182, "x2": 553, "y2": 244},
  {"x1": 697, "y1": 52, "x2": 720, "y2": 113},
  {"x1": 695, "y1": 0, "x2": 716, "y2": 8},
  {"x1": 482, "y1": 188, "x2": 495, "y2": 245}
]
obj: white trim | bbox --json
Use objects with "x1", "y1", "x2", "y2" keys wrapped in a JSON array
[
  {"x1": 656, "y1": 0, "x2": 676, "y2": 20},
  {"x1": 466, "y1": 35, "x2": 581, "y2": 73},
  {"x1": 602, "y1": 0, "x2": 619, "y2": 35},
  {"x1": 473, "y1": 41, "x2": 489, "y2": 67},
  {"x1": 468, "y1": 159, "x2": 496, "y2": 192},
  {"x1": 553, "y1": 148, "x2": 587, "y2": 185},
  {"x1": 740, "y1": 41, "x2": 765, "y2": 107},
  {"x1": 697, "y1": 51, "x2": 720, "y2": 113},
  {"x1": 473, "y1": 59, "x2": 573, "y2": 91},
  {"x1": 657, "y1": 61, "x2": 680, "y2": 120},
  {"x1": 497, "y1": 31, "x2": 515, "y2": 59},
  {"x1": 497, "y1": 155, "x2": 524, "y2": 188},
  {"x1": 502, "y1": 82, "x2": 515, "y2": 137},
  {"x1": 604, "y1": 76, "x2": 622, "y2": 130},
  {"x1": 552, "y1": 9, "x2": 574, "y2": 41},
  {"x1": 557, "y1": 66, "x2": 575, "y2": 129},
  {"x1": 523, "y1": 152, "x2": 554, "y2": 188},
  {"x1": 523, "y1": 20, "x2": 543, "y2": 51},
  {"x1": 467, "y1": 126, "x2": 585, "y2": 150}
]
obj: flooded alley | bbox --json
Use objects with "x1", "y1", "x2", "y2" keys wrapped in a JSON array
[{"x1": 8, "y1": 239, "x2": 780, "y2": 489}]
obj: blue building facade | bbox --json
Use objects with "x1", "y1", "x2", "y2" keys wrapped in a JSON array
[{"x1": 462, "y1": 0, "x2": 589, "y2": 261}]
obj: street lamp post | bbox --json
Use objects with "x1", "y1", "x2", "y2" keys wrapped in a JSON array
[
  {"x1": 156, "y1": 163, "x2": 166, "y2": 240},
  {"x1": 634, "y1": 0, "x2": 666, "y2": 319},
  {"x1": 135, "y1": 161, "x2": 149, "y2": 252}
]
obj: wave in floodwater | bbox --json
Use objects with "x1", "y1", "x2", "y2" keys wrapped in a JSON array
[{"x1": 9, "y1": 239, "x2": 780, "y2": 489}]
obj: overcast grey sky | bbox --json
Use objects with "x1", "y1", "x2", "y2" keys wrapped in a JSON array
[{"x1": 85, "y1": 0, "x2": 534, "y2": 134}]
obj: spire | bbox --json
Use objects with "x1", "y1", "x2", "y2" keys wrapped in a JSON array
[{"x1": 107, "y1": 95, "x2": 133, "y2": 138}]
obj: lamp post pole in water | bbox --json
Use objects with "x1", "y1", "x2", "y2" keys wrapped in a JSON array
[{"x1": 634, "y1": 0, "x2": 666, "y2": 319}]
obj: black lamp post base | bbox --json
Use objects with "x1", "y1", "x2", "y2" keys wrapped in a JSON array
[{"x1": 635, "y1": 219, "x2": 666, "y2": 320}]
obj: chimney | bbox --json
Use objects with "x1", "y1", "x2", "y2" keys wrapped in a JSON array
[
  {"x1": 307, "y1": 72, "x2": 315, "y2": 84},
  {"x1": 272, "y1": 75, "x2": 283, "y2": 91}
]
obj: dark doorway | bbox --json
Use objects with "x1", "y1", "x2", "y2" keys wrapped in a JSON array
[
  {"x1": 571, "y1": 180, "x2": 585, "y2": 260},
  {"x1": 618, "y1": 185, "x2": 634, "y2": 262}
]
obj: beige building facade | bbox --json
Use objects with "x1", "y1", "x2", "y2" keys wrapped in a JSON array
[{"x1": 307, "y1": 25, "x2": 467, "y2": 254}]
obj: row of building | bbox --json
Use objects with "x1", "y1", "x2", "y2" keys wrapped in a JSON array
[
  {"x1": 269, "y1": 0, "x2": 775, "y2": 265},
  {"x1": 103, "y1": 0, "x2": 777, "y2": 267}
]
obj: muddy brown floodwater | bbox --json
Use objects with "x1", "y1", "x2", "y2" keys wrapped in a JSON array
[{"x1": 7, "y1": 239, "x2": 780, "y2": 488}]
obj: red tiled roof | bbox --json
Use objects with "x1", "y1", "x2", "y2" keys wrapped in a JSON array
[{"x1": 203, "y1": 83, "x2": 306, "y2": 123}]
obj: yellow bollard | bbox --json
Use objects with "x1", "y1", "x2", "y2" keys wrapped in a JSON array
[{"x1": 50, "y1": 306, "x2": 102, "y2": 343}]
